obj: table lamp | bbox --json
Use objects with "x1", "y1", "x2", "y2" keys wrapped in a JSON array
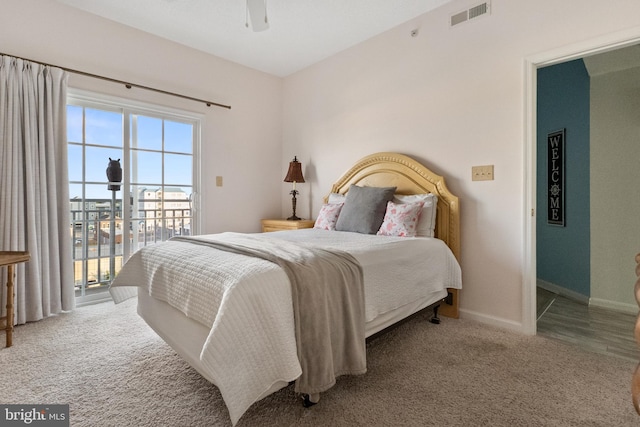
[{"x1": 283, "y1": 156, "x2": 305, "y2": 220}]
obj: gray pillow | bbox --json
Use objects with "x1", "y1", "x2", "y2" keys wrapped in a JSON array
[{"x1": 335, "y1": 185, "x2": 396, "y2": 234}]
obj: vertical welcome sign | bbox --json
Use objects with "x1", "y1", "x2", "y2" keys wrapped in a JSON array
[{"x1": 547, "y1": 129, "x2": 565, "y2": 226}]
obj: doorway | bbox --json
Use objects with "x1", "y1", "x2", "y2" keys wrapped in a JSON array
[{"x1": 523, "y1": 29, "x2": 640, "y2": 335}]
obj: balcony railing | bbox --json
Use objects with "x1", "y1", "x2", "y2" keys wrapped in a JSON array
[{"x1": 71, "y1": 200, "x2": 191, "y2": 298}]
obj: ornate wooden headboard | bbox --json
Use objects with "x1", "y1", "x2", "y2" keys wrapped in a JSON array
[{"x1": 326, "y1": 152, "x2": 461, "y2": 318}]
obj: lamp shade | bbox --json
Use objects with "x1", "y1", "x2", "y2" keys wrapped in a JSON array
[{"x1": 283, "y1": 156, "x2": 305, "y2": 183}]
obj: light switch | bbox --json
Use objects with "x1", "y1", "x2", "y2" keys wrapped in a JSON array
[
  {"x1": 216, "y1": 176, "x2": 223, "y2": 187},
  {"x1": 472, "y1": 165, "x2": 494, "y2": 181}
]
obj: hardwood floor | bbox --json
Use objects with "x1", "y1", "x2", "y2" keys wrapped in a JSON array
[{"x1": 537, "y1": 287, "x2": 638, "y2": 362}]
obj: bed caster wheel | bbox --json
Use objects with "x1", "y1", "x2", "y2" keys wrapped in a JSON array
[{"x1": 302, "y1": 394, "x2": 317, "y2": 408}]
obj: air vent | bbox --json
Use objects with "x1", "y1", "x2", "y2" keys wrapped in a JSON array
[
  {"x1": 450, "y1": 1, "x2": 490, "y2": 27},
  {"x1": 469, "y1": 2, "x2": 488, "y2": 19},
  {"x1": 450, "y1": 10, "x2": 468, "y2": 26}
]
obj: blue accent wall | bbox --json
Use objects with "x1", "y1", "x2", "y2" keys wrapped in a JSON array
[{"x1": 536, "y1": 59, "x2": 590, "y2": 297}]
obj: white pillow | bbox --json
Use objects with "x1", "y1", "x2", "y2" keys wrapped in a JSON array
[
  {"x1": 328, "y1": 193, "x2": 346, "y2": 204},
  {"x1": 393, "y1": 193, "x2": 438, "y2": 237}
]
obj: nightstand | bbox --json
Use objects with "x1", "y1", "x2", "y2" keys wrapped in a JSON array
[{"x1": 261, "y1": 219, "x2": 315, "y2": 233}]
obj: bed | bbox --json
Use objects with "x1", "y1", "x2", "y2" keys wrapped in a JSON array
[{"x1": 110, "y1": 152, "x2": 462, "y2": 425}]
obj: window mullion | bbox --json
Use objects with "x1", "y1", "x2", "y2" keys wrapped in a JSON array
[
  {"x1": 122, "y1": 110, "x2": 132, "y2": 262},
  {"x1": 81, "y1": 107, "x2": 88, "y2": 297}
]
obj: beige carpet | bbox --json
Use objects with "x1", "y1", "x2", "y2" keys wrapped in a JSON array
[{"x1": 1, "y1": 298, "x2": 638, "y2": 426}]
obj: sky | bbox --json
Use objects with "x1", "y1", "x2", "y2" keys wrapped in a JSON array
[{"x1": 67, "y1": 105, "x2": 194, "y2": 200}]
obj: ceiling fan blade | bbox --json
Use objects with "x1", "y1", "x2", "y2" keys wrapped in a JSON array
[{"x1": 247, "y1": 0, "x2": 269, "y2": 32}]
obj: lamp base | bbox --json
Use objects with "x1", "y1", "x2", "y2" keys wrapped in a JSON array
[{"x1": 288, "y1": 189, "x2": 301, "y2": 221}]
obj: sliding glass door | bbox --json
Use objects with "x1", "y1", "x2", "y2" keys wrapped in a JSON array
[{"x1": 67, "y1": 94, "x2": 200, "y2": 303}]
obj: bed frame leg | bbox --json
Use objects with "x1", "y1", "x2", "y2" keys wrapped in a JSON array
[
  {"x1": 430, "y1": 304, "x2": 441, "y2": 324},
  {"x1": 302, "y1": 393, "x2": 320, "y2": 408}
]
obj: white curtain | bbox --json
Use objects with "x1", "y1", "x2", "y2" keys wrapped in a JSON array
[{"x1": 0, "y1": 55, "x2": 74, "y2": 325}]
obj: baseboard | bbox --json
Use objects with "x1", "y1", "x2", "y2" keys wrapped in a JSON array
[
  {"x1": 536, "y1": 279, "x2": 589, "y2": 305},
  {"x1": 76, "y1": 291, "x2": 112, "y2": 307},
  {"x1": 537, "y1": 278, "x2": 637, "y2": 315},
  {"x1": 589, "y1": 297, "x2": 638, "y2": 315},
  {"x1": 459, "y1": 308, "x2": 525, "y2": 334}
]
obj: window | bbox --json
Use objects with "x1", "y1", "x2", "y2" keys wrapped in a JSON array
[{"x1": 67, "y1": 92, "x2": 201, "y2": 304}]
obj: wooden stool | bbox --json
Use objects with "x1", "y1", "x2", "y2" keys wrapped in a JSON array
[{"x1": 0, "y1": 251, "x2": 30, "y2": 348}]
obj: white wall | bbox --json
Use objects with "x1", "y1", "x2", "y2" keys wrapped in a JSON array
[
  {"x1": 282, "y1": 0, "x2": 640, "y2": 329},
  {"x1": 1, "y1": 0, "x2": 284, "y2": 234},
  {"x1": 590, "y1": 66, "x2": 640, "y2": 312}
]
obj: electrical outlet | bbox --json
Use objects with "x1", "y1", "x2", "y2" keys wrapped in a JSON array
[
  {"x1": 216, "y1": 176, "x2": 223, "y2": 187},
  {"x1": 472, "y1": 165, "x2": 494, "y2": 181}
]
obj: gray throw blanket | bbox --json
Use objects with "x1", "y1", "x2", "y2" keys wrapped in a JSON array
[{"x1": 172, "y1": 233, "x2": 367, "y2": 395}]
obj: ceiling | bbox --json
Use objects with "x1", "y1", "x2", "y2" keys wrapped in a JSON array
[
  {"x1": 54, "y1": 0, "x2": 453, "y2": 77},
  {"x1": 582, "y1": 44, "x2": 640, "y2": 76}
]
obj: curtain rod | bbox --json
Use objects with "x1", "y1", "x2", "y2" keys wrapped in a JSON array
[{"x1": 1, "y1": 52, "x2": 231, "y2": 110}]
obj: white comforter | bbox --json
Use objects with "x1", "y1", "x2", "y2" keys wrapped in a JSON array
[
  {"x1": 110, "y1": 229, "x2": 461, "y2": 425},
  {"x1": 278, "y1": 229, "x2": 461, "y2": 322}
]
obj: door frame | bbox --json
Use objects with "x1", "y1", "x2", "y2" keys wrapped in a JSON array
[{"x1": 522, "y1": 27, "x2": 640, "y2": 335}]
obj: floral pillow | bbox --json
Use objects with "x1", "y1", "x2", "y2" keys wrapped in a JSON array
[
  {"x1": 376, "y1": 201, "x2": 424, "y2": 237},
  {"x1": 314, "y1": 203, "x2": 344, "y2": 230}
]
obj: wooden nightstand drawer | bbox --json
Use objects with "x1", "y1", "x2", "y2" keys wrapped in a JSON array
[{"x1": 261, "y1": 219, "x2": 314, "y2": 233}]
